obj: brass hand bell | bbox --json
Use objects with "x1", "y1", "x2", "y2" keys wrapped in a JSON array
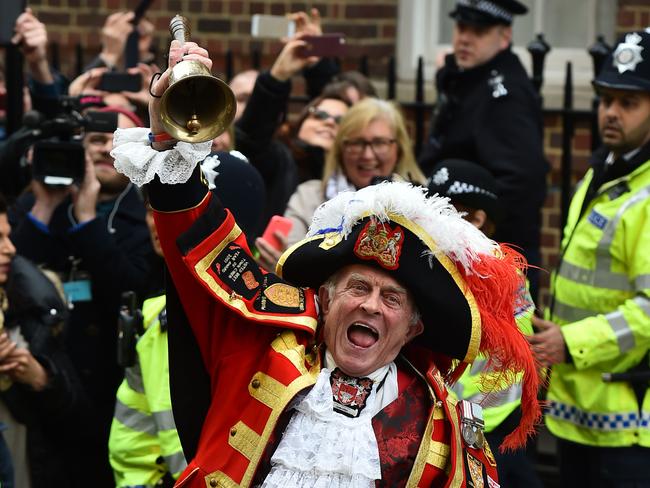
[{"x1": 160, "y1": 15, "x2": 236, "y2": 143}]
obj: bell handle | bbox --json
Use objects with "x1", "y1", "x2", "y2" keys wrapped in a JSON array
[{"x1": 169, "y1": 15, "x2": 191, "y2": 45}]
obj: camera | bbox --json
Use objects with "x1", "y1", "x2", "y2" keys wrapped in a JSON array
[{"x1": 19, "y1": 96, "x2": 118, "y2": 186}]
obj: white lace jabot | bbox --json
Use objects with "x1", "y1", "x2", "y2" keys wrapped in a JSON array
[{"x1": 260, "y1": 353, "x2": 397, "y2": 488}]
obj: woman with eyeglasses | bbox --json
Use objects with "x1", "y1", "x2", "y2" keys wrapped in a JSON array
[
  {"x1": 285, "y1": 94, "x2": 351, "y2": 183},
  {"x1": 255, "y1": 98, "x2": 426, "y2": 270}
]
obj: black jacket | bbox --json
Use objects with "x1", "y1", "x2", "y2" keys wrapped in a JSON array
[
  {"x1": 235, "y1": 71, "x2": 299, "y2": 228},
  {"x1": 2, "y1": 255, "x2": 89, "y2": 486},
  {"x1": 419, "y1": 48, "x2": 548, "y2": 258},
  {"x1": 9, "y1": 184, "x2": 153, "y2": 412},
  {"x1": 235, "y1": 59, "x2": 338, "y2": 228},
  {"x1": 8, "y1": 184, "x2": 154, "y2": 486},
  {"x1": 9, "y1": 184, "x2": 153, "y2": 487}
]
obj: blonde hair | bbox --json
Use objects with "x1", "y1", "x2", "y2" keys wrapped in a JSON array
[{"x1": 321, "y1": 98, "x2": 426, "y2": 190}]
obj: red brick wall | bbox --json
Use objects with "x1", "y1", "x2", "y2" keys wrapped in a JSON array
[
  {"x1": 25, "y1": 0, "x2": 398, "y2": 79},
  {"x1": 616, "y1": 0, "x2": 650, "y2": 35},
  {"x1": 538, "y1": 115, "x2": 593, "y2": 306}
]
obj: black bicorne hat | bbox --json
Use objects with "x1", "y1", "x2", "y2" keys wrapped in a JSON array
[
  {"x1": 593, "y1": 30, "x2": 650, "y2": 92},
  {"x1": 279, "y1": 182, "x2": 521, "y2": 365},
  {"x1": 449, "y1": 0, "x2": 528, "y2": 26}
]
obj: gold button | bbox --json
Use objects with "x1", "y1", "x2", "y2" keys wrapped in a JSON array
[
  {"x1": 251, "y1": 378, "x2": 261, "y2": 389},
  {"x1": 209, "y1": 479, "x2": 218, "y2": 487},
  {"x1": 230, "y1": 427, "x2": 237, "y2": 436}
]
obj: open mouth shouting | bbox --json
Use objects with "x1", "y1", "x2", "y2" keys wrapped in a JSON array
[{"x1": 347, "y1": 322, "x2": 380, "y2": 349}]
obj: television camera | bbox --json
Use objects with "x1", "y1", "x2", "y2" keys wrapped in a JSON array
[{"x1": 3, "y1": 95, "x2": 118, "y2": 186}]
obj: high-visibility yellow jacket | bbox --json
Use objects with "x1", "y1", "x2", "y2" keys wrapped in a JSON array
[
  {"x1": 452, "y1": 280, "x2": 534, "y2": 432},
  {"x1": 108, "y1": 294, "x2": 187, "y2": 487},
  {"x1": 546, "y1": 157, "x2": 650, "y2": 447}
]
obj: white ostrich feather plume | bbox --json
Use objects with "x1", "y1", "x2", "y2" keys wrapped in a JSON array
[{"x1": 307, "y1": 182, "x2": 499, "y2": 273}]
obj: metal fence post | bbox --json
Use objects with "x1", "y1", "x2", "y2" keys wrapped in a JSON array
[
  {"x1": 50, "y1": 41, "x2": 60, "y2": 73},
  {"x1": 252, "y1": 48, "x2": 261, "y2": 70},
  {"x1": 75, "y1": 42, "x2": 83, "y2": 76},
  {"x1": 359, "y1": 55, "x2": 369, "y2": 76},
  {"x1": 225, "y1": 49, "x2": 233, "y2": 82},
  {"x1": 414, "y1": 56, "x2": 425, "y2": 158},
  {"x1": 387, "y1": 56, "x2": 396, "y2": 100},
  {"x1": 4, "y1": 45, "x2": 24, "y2": 136},
  {"x1": 560, "y1": 61, "x2": 574, "y2": 231},
  {"x1": 527, "y1": 33, "x2": 550, "y2": 98},
  {"x1": 588, "y1": 35, "x2": 612, "y2": 150}
]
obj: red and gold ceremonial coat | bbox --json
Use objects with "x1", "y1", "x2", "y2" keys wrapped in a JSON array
[{"x1": 154, "y1": 190, "x2": 499, "y2": 488}]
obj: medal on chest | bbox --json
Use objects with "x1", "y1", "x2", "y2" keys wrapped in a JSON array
[{"x1": 329, "y1": 368, "x2": 373, "y2": 418}]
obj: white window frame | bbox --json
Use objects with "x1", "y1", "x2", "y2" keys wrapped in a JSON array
[{"x1": 396, "y1": 0, "x2": 617, "y2": 108}]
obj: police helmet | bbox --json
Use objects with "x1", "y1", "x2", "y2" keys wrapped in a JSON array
[
  {"x1": 449, "y1": 0, "x2": 527, "y2": 26},
  {"x1": 593, "y1": 30, "x2": 650, "y2": 92}
]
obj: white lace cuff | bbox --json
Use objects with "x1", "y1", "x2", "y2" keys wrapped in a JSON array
[{"x1": 111, "y1": 127, "x2": 212, "y2": 186}]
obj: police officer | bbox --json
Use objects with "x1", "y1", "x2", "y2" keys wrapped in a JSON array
[
  {"x1": 428, "y1": 159, "x2": 543, "y2": 487},
  {"x1": 419, "y1": 0, "x2": 548, "y2": 299},
  {"x1": 529, "y1": 30, "x2": 650, "y2": 487}
]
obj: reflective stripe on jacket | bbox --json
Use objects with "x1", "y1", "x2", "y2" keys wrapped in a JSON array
[
  {"x1": 547, "y1": 159, "x2": 650, "y2": 447},
  {"x1": 453, "y1": 280, "x2": 534, "y2": 431},
  {"x1": 109, "y1": 294, "x2": 187, "y2": 486}
]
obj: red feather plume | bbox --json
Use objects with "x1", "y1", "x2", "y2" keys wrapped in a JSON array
[{"x1": 457, "y1": 245, "x2": 542, "y2": 452}]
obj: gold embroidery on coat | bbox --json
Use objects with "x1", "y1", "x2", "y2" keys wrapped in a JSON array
[
  {"x1": 238, "y1": 347, "x2": 321, "y2": 487},
  {"x1": 242, "y1": 270, "x2": 259, "y2": 290},
  {"x1": 248, "y1": 372, "x2": 285, "y2": 409},
  {"x1": 228, "y1": 421, "x2": 260, "y2": 460},
  {"x1": 271, "y1": 331, "x2": 308, "y2": 374},
  {"x1": 427, "y1": 441, "x2": 451, "y2": 470},
  {"x1": 483, "y1": 441, "x2": 497, "y2": 467},
  {"x1": 467, "y1": 453, "x2": 485, "y2": 488},
  {"x1": 203, "y1": 470, "x2": 238, "y2": 488}
]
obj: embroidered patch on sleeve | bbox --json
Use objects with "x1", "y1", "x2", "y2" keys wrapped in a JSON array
[
  {"x1": 254, "y1": 274, "x2": 306, "y2": 314},
  {"x1": 211, "y1": 244, "x2": 263, "y2": 300}
]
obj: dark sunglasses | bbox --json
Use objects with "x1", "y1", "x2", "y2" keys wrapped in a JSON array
[{"x1": 308, "y1": 106, "x2": 344, "y2": 124}]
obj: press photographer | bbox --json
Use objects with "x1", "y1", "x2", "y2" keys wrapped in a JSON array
[
  {"x1": 7, "y1": 103, "x2": 155, "y2": 487},
  {"x1": 0, "y1": 95, "x2": 117, "y2": 201}
]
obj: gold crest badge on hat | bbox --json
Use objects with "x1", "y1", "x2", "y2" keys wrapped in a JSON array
[{"x1": 354, "y1": 220, "x2": 404, "y2": 270}]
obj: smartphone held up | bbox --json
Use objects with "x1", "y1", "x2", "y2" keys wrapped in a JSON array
[
  {"x1": 261, "y1": 216, "x2": 293, "y2": 252},
  {"x1": 298, "y1": 33, "x2": 346, "y2": 58},
  {"x1": 251, "y1": 14, "x2": 296, "y2": 38}
]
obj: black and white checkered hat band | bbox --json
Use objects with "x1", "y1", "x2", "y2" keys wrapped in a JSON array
[
  {"x1": 447, "y1": 181, "x2": 498, "y2": 200},
  {"x1": 458, "y1": 0, "x2": 513, "y2": 23}
]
